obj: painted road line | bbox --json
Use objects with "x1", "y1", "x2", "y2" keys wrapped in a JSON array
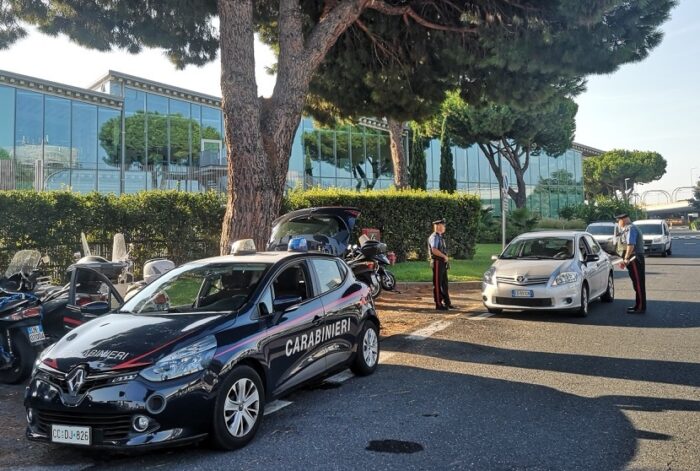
[
  {"x1": 324, "y1": 370, "x2": 355, "y2": 384},
  {"x1": 468, "y1": 312, "x2": 495, "y2": 320},
  {"x1": 264, "y1": 400, "x2": 293, "y2": 416},
  {"x1": 405, "y1": 320, "x2": 453, "y2": 341}
]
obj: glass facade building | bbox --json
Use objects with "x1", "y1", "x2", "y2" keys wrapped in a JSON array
[{"x1": 0, "y1": 70, "x2": 585, "y2": 217}]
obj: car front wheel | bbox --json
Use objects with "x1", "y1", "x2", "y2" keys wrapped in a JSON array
[
  {"x1": 576, "y1": 283, "x2": 590, "y2": 317},
  {"x1": 211, "y1": 365, "x2": 265, "y2": 450}
]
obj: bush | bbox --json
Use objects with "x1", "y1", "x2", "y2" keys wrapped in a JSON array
[
  {"x1": 285, "y1": 187, "x2": 480, "y2": 261},
  {"x1": 537, "y1": 218, "x2": 587, "y2": 230},
  {"x1": 477, "y1": 207, "x2": 540, "y2": 243},
  {"x1": 560, "y1": 197, "x2": 646, "y2": 224},
  {"x1": 0, "y1": 191, "x2": 225, "y2": 278}
]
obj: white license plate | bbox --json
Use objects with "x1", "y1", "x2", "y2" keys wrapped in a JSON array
[
  {"x1": 26, "y1": 325, "x2": 46, "y2": 344},
  {"x1": 511, "y1": 290, "x2": 534, "y2": 298},
  {"x1": 51, "y1": 424, "x2": 91, "y2": 445}
]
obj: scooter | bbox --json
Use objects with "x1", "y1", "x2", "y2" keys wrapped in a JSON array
[
  {"x1": 0, "y1": 250, "x2": 54, "y2": 384},
  {"x1": 345, "y1": 236, "x2": 396, "y2": 299}
]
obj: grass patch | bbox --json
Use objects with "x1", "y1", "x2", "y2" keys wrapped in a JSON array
[{"x1": 391, "y1": 243, "x2": 502, "y2": 282}]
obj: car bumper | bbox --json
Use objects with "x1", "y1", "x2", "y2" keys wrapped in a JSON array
[
  {"x1": 644, "y1": 243, "x2": 666, "y2": 254},
  {"x1": 24, "y1": 369, "x2": 217, "y2": 449},
  {"x1": 482, "y1": 282, "x2": 582, "y2": 311}
]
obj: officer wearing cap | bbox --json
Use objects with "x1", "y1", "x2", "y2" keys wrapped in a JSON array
[
  {"x1": 616, "y1": 213, "x2": 646, "y2": 313},
  {"x1": 428, "y1": 218, "x2": 454, "y2": 311}
]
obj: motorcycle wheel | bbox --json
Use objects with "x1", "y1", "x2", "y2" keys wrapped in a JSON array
[
  {"x1": 0, "y1": 333, "x2": 34, "y2": 384},
  {"x1": 380, "y1": 271, "x2": 396, "y2": 291},
  {"x1": 357, "y1": 273, "x2": 382, "y2": 299}
]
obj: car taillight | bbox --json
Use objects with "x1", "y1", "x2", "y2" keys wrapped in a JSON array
[{"x1": 2, "y1": 306, "x2": 42, "y2": 321}]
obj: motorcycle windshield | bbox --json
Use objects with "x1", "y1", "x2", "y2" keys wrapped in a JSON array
[
  {"x1": 267, "y1": 207, "x2": 360, "y2": 256},
  {"x1": 4, "y1": 250, "x2": 41, "y2": 278},
  {"x1": 112, "y1": 233, "x2": 129, "y2": 262}
]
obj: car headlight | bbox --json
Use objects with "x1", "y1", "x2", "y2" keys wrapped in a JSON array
[
  {"x1": 140, "y1": 335, "x2": 217, "y2": 382},
  {"x1": 483, "y1": 267, "x2": 496, "y2": 285},
  {"x1": 652, "y1": 237, "x2": 663, "y2": 243},
  {"x1": 552, "y1": 272, "x2": 578, "y2": 286}
]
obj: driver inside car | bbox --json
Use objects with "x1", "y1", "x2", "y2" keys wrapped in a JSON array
[{"x1": 554, "y1": 240, "x2": 574, "y2": 259}]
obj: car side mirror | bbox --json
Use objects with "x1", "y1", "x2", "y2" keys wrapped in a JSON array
[
  {"x1": 491, "y1": 255, "x2": 499, "y2": 261},
  {"x1": 258, "y1": 302, "x2": 271, "y2": 317},
  {"x1": 585, "y1": 254, "x2": 599, "y2": 263},
  {"x1": 68, "y1": 301, "x2": 111, "y2": 317}
]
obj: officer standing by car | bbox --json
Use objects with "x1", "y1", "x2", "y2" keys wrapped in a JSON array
[
  {"x1": 616, "y1": 213, "x2": 647, "y2": 313},
  {"x1": 428, "y1": 218, "x2": 454, "y2": 311}
]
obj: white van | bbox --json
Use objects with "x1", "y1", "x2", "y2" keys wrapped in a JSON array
[{"x1": 633, "y1": 219, "x2": 672, "y2": 256}]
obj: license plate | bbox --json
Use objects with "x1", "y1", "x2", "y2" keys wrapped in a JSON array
[
  {"x1": 26, "y1": 325, "x2": 45, "y2": 344},
  {"x1": 51, "y1": 424, "x2": 91, "y2": 445},
  {"x1": 511, "y1": 290, "x2": 534, "y2": 298}
]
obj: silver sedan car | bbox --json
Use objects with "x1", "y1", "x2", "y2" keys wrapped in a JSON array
[{"x1": 482, "y1": 231, "x2": 615, "y2": 316}]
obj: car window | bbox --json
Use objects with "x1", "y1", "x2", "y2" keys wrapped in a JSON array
[
  {"x1": 311, "y1": 259, "x2": 344, "y2": 294},
  {"x1": 586, "y1": 225, "x2": 615, "y2": 235},
  {"x1": 501, "y1": 237, "x2": 574, "y2": 260},
  {"x1": 122, "y1": 263, "x2": 270, "y2": 314},
  {"x1": 584, "y1": 235, "x2": 601, "y2": 255},
  {"x1": 272, "y1": 264, "x2": 310, "y2": 301},
  {"x1": 635, "y1": 224, "x2": 662, "y2": 235},
  {"x1": 578, "y1": 237, "x2": 590, "y2": 260}
]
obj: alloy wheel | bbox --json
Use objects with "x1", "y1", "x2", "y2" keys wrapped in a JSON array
[
  {"x1": 223, "y1": 378, "x2": 260, "y2": 438},
  {"x1": 363, "y1": 327, "x2": 379, "y2": 368}
]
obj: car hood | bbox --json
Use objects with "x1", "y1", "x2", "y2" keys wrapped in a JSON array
[
  {"x1": 493, "y1": 259, "x2": 574, "y2": 278},
  {"x1": 266, "y1": 206, "x2": 360, "y2": 256},
  {"x1": 43, "y1": 313, "x2": 224, "y2": 373}
]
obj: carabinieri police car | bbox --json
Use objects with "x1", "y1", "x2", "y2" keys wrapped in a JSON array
[{"x1": 25, "y1": 238, "x2": 379, "y2": 450}]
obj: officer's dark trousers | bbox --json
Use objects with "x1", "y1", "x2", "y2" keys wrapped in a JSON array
[
  {"x1": 432, "y1": 259, "x2": 451, "y2": 307},
  {"x1": 627, "y1": 257, "x2": 646, "y2": 310}
]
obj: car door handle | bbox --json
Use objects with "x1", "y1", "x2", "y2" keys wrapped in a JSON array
[{"x1": 312, "y1": 315, "x2": 323, "y2": 326}]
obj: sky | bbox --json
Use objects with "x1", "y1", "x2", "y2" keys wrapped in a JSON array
[{"x1": 0, "y1": 1, "x2": 697, "y2": 203}]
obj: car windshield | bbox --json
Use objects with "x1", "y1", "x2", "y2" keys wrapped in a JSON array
[
  {"x1": 120, "y1": 262, "x2": 271, "y2": 314},
  {"x1": 635, "y1": 224, "x2": 663, "y2": 235},
  {"x1": 586, "y1": 225, "x2": 615, "y2": 235},
  {"x1": 500, "y1": 237, "x2": 575, "y2": 260}
]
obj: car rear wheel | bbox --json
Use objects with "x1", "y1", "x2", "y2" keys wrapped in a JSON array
[
  {"x1": 211, "y1": 365, "x2": 265, "y2": 450},
  {"x1": 351, "y1": 321, "x2": 379, "y2": 376},
  {"x1": 575, "y1": 283, "x2": 589, "y2": 317},
  {"x1": 601, "y1": 272, "x2": 614, "y2": 303}
]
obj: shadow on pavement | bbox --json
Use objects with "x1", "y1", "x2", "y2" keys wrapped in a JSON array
[
  {"x1": 496, "y1": 299, "x2": 700, "y2": 329},
  {"x1": 388, "y1": 334, "x2": 700, "y2": 388}
]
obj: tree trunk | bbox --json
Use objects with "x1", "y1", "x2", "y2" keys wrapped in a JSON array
[
  {"x1": 387, "y1": 118, "x2": 408, "y2": 189},
  {"x1": 507, "y1": 171, "x2": 528, "y2": 209},
  {"x1": 218, "y1": 0, "x2": 365, "y2": 254}
]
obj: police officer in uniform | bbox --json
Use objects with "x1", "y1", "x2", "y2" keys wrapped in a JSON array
[
  {"x1": 616, "y1": 213, "x2": 647, "y2": 313},
  {"x1": 428, "y1": 218, "x2": 454, "y2": 311}
]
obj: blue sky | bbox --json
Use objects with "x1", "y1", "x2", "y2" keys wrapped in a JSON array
[{"x1": 0, "y1": 1, "x2": 696, "y2": 201}]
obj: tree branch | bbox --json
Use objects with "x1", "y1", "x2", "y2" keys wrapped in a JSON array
[{"x1": 366, "y1": 0, "x2": 478, "y2": 33}]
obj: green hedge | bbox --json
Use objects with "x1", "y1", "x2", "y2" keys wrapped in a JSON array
[
  {"x1": 0, "y1": 188, "x2": 481, "y2": 276},
  {"x1": 0, "y1": 191, "x2": 224, "y2": 277},
  {"x1": 285, "y1": 188, "x2": 481, "y2": 261}
]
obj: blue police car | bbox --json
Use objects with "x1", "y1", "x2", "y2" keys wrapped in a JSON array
[{"x1": 25, "y1": 238, "x2": 379, "y2": 450}]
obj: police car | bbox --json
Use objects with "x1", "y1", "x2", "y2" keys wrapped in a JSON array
[{"x1": 25, "y1": 238, "x2": 379, "y2": 450}]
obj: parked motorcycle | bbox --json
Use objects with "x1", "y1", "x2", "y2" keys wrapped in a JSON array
[
  {"x1": 110, "y1": 233, "x2": 175, "y2": 300},
  {"x1": 0, "y1": 251, "x2": 53, "y2": 384},
  {"x1": 346, "y1": 236, "x2": 396, "y2": 299}
]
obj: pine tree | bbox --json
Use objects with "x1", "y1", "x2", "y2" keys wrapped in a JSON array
[
  {"x1": 439, "y1": 137, "x2": 457, "y2": 194},
  {"x1": 408, "y1": 126, "x2": 427, "y2": 190}
]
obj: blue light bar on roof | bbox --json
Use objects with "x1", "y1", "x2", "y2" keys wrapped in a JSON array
[{"x1": 288, "y1": 237, "x2": 308, "y2": 252}]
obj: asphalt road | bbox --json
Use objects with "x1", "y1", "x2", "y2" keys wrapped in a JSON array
[{"x1": 3, "y1": 230, "x2": 699, "y2": 470}]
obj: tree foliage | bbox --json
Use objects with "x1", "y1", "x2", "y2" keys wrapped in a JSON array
[
  {"x1": 439, "y1": 136, "x2": 457, "y2": 193},
  {"x1": 692, "y1": 180, "x2": 700, "y2": 212},
  {"x1": 583, "y1": 150, "x2": 667, "y2": 200},
  {"x1": 408, "y1": 125, "x2": 427, "y2": 190},
  {"x1": 437, "y1": 89, "x2": 578, "y2": 208}
]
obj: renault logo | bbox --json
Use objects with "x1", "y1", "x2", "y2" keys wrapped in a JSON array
[{"x1": 66, "y1": 367, "x2": 86, "y2": 396}]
